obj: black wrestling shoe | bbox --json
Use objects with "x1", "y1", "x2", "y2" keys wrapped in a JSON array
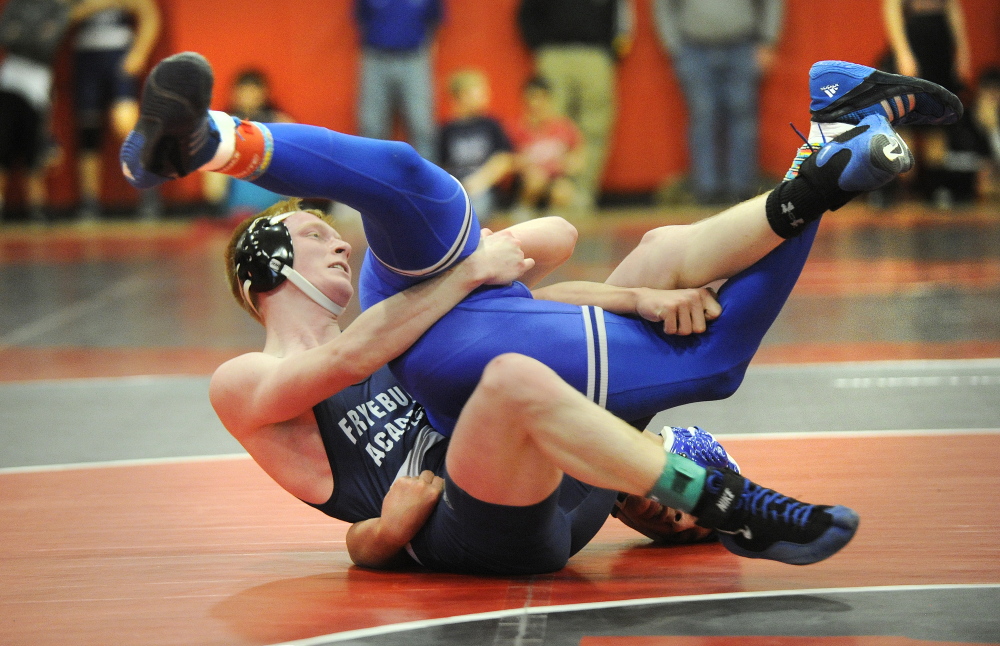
[
  {"x1": 120, "y1": 52, "x2": 218, "y2": 189},
  {"x1": 692, "y1": 468, "x2": 859, "y2": 565},
  {"x1": 810, "y1": 60, "x2": 962, "y2": 126}
]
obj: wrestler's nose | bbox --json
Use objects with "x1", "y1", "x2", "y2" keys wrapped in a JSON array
[{"x1": 334, "y1": 239, "x2": 351, "y2": 258}]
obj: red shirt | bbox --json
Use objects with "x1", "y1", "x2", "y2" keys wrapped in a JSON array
[{"x1": 510, "y1": 115, "x2": 582, "y2": 179}]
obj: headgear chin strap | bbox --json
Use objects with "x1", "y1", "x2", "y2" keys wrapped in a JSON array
[{"x1": 234, "y1": 212, "x2": 345, "y2": 317}]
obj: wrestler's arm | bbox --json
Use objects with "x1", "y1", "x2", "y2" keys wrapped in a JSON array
[
  {"x1": 533, "y1": 282, "x2": 722, "y2": 335},
  {"x1": 501, "y1": 216, "x2": 579, "y2": 287},
  {"x1": 346, "y1": 471, "x2": 444, "y2": 569},
  {"x1": 210, "y1": 232, "x2": 533, "y2": 435}
]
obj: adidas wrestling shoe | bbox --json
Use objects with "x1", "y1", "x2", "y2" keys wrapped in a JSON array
[
  {"x1": 662, "y1": 426, "x2": 740, "y2": 473},
  {"x1": 120, "y1": 52, "x2": 219, "y2": 190},
  {"x1": 810, "y1": 60, "x2": 962, "y2": 126},
  {"x1": 692, "y1": 468, "x2": 859, "y2": 565}
]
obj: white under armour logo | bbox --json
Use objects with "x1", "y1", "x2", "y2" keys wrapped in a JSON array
[
  {"x1": 781, "y1": 202, "x2": 795, "y2": 214},
  {"x1": 821, "y1": 83, "x2": 839, "y2": 97}
]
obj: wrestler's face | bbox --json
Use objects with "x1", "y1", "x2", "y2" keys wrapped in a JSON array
[{"x1": 286, "y1": 211, "x2": 354, "y2": 308}]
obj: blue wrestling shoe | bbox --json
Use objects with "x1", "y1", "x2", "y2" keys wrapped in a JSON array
[
  {"x1": 663, "y1": 426, "x2": 740, "y2": 473},
  {"x1": 810, "y1": 60, "x2": 962, "y2": 126},
  {"x1": 120, "y1": 52, "x2": 219, "y2": 189},
  {"x1": 693, "y1": 469, "x2": 859, "y2": 565},
  {"x1": 810, "y1": 113, "x2": 913, "y2": 194}
]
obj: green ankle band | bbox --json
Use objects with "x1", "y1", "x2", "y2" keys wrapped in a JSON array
[{"x1": 646, "y1": 454, "x2": 707, "y2": 512}]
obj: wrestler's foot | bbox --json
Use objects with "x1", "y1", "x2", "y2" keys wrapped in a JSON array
[
  {"x1": 805, "y1": 114, "x2": 912, "y2": 202},
  {"x1": 120, "y1": 52, "x2": 218, "y2": 189},
  {"x1": 663, "y1": 426, "x2": 740, "y2": 473},
  {"x1": 810, "y1": 60, "x2": 962, "y2": 126},
  {"x1": 693, "y1": 468, "x2": 859, "y2": 565},
  {"x1": 769, "y1": 114, "x2": 913, "y2": 236}
]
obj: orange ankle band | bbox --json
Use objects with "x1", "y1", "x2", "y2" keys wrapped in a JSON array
[{"x1": 217, "y1": 120, "x2": 274, "y2": 181}]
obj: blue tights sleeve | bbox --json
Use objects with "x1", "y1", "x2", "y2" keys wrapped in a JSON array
[{"x1": 253, "y1": 123, "x2": 479, "y2": 279}]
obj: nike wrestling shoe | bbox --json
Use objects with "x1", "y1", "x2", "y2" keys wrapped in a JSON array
[
  {"x1": 771, "y1": 113, "x2": 914, "y2": 236},
  {"x1": 813, "y1": 113, "x2": 913, "y2": 192},
  {"x1": 692, "y1": 468, "x2": 860, "y2": 565},
  {"x1": 120, "y1": 52, "x2": 219, "y2": 189},
  {"x1": 662, "y1": 426, "x2": 740, "y2": 473},
  {"x1": 810, "y1": 60, "x2": 962, "y2": 126}
]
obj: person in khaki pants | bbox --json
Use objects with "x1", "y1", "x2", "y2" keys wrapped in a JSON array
[{"x1": 517, "y1": 0, "x2": 634, "y2": 210}]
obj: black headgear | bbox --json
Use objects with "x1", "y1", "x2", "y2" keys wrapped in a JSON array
[
  {"x1": 233, "y1": 212, "x2": 344, "y2": 316},
  {"x1": 235, "y1": 213, "x2": 294, "y2": 295}
]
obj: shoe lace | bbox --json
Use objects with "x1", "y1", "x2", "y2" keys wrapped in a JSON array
[
  {"x1": 789, "y1": 122, "x2": 819, "y2": 152},
  {"x1": 738, "y1": 480, "x2": 814, "y2": 528}
]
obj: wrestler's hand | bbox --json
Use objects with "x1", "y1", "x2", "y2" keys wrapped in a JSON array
[
  {"x1": 468, "y1": 228, "x2": 535, "y2": 286},
  {"x1": 379, "y1": 470, "x2": 445, "y2": 544},
  {"x1": 634, "y1": 287, "x2": 721, "y2": 335},
  {"x1": 612, "y1": 493, "x2": 715, "y2": 544}
]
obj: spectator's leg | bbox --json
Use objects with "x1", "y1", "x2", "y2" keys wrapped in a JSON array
[
  {"x1": 398, "y1": 47, "x2": 437, "y2": 162},
  {"x1": 573, "y1": 47, "x2": 616, "y2": 206},
  {"x1": 723, "y1": 43, "x2": 762, "y2": 201},
  {"x1": 674, "y1": 44, "x2": 722, "y2": 203},
  {"x1": 357, "y1": 50, "x2": 394, "y2": 141}
]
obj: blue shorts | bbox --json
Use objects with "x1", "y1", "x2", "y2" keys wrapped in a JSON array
[{"x1": 409, "y1": 465, "x2": 618, "y2": 575}]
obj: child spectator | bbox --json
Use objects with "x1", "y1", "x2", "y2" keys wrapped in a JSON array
[
  {"x1": 438, "y1": 69, "x2": 513, "y2": 223},
  {"x1": 509, "y1": 76, "x2": 585, "y2": 220}
]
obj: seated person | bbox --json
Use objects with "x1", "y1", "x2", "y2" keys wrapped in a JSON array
[
  {"x1": 509, "y1": 75, "x2": 585, "y2": 220},
  {"x1": 438, "y1": 69, "x2": 514, "y2": 223}
]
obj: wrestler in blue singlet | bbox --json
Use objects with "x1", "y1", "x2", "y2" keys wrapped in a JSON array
[{"x1": 248, "y1": 123, "x2": 817, "y2": 436}]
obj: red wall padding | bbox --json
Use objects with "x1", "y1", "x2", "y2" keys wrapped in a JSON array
[{"x1": 20, "y1": 0, "x2": 1000, "y2": 207}]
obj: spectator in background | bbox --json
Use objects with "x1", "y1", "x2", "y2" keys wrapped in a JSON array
[
  {"x1": 0, "y1": 53, "x2": 59, "y2": 223},
  {"x1": 882, "y1": 0, "x2": 973, "y2": 208},
  {"x1": 945, "y1": 66, "x2": 1000, "y2": 204},
  {"x1": 354, "y1": 0, "x2": 442, "y2": 162},
  {"x1": 653, "y1": 0, "x2": 784, "y2": 206},
  {"x1": 517, "y1": 0, "x2": 634, "y2": 209},
  {"x1": 973, "y1": 67, "x2": 1000, "y2": 173},
  {"x1": 509, "y1": 76, "x2": 585, "y2": 221},
  {"x1": 71, "y1": 0, "x2": 161, "y2": 222},
  {"x1": 0, "y1": 0, "x2": 156, "y2": 224},
  {"x1": 438, "y1": 69, "x2": 514, "y2": 223},
  {"x1": 203, "y1": 69, "x2": 293, "y2": 222}
]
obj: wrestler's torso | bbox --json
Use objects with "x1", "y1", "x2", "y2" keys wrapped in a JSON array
[
  {"x1": 224, "y1": 358, "x2": 444, "y2": 523},
  {"x1": 307, "y1": 365, "x2": 447, "y2": 523}
]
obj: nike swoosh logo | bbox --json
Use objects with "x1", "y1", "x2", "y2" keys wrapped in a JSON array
[
  {"x1": 717, "y1": 525, "x2": 753, "y2": 540},
  {"x1": 882, "y1": 141, "x2": 905, "y2": 161}
]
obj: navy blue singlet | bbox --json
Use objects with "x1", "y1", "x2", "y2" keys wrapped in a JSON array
[{"x1": 306, "y1": 366, "x2": 447, "y2": 523}]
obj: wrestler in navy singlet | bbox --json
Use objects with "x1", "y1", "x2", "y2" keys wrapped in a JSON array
[
  {"x1": 306, "y1": 366, "x2": 447, "y2": 523},
  {"x1": 307, "y1": 365, "x2": 617, "y2": 574},
  {"x1": 250, "y1": 122, "x2": 818, "y2": 436}
]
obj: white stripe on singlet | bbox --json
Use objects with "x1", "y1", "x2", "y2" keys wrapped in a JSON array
[
  {"x1": 399, "y1": 424, "x2": 446, "y2": 566},
  {"x1": 581, "y1": 306, "x2": 609, "y2": 407},
  {"x1": 369, "y1": 178, "x2": 474, "y2": 277},
  {"x1": 393, "y1": 423, "x2": 447, "y2": 482}
]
